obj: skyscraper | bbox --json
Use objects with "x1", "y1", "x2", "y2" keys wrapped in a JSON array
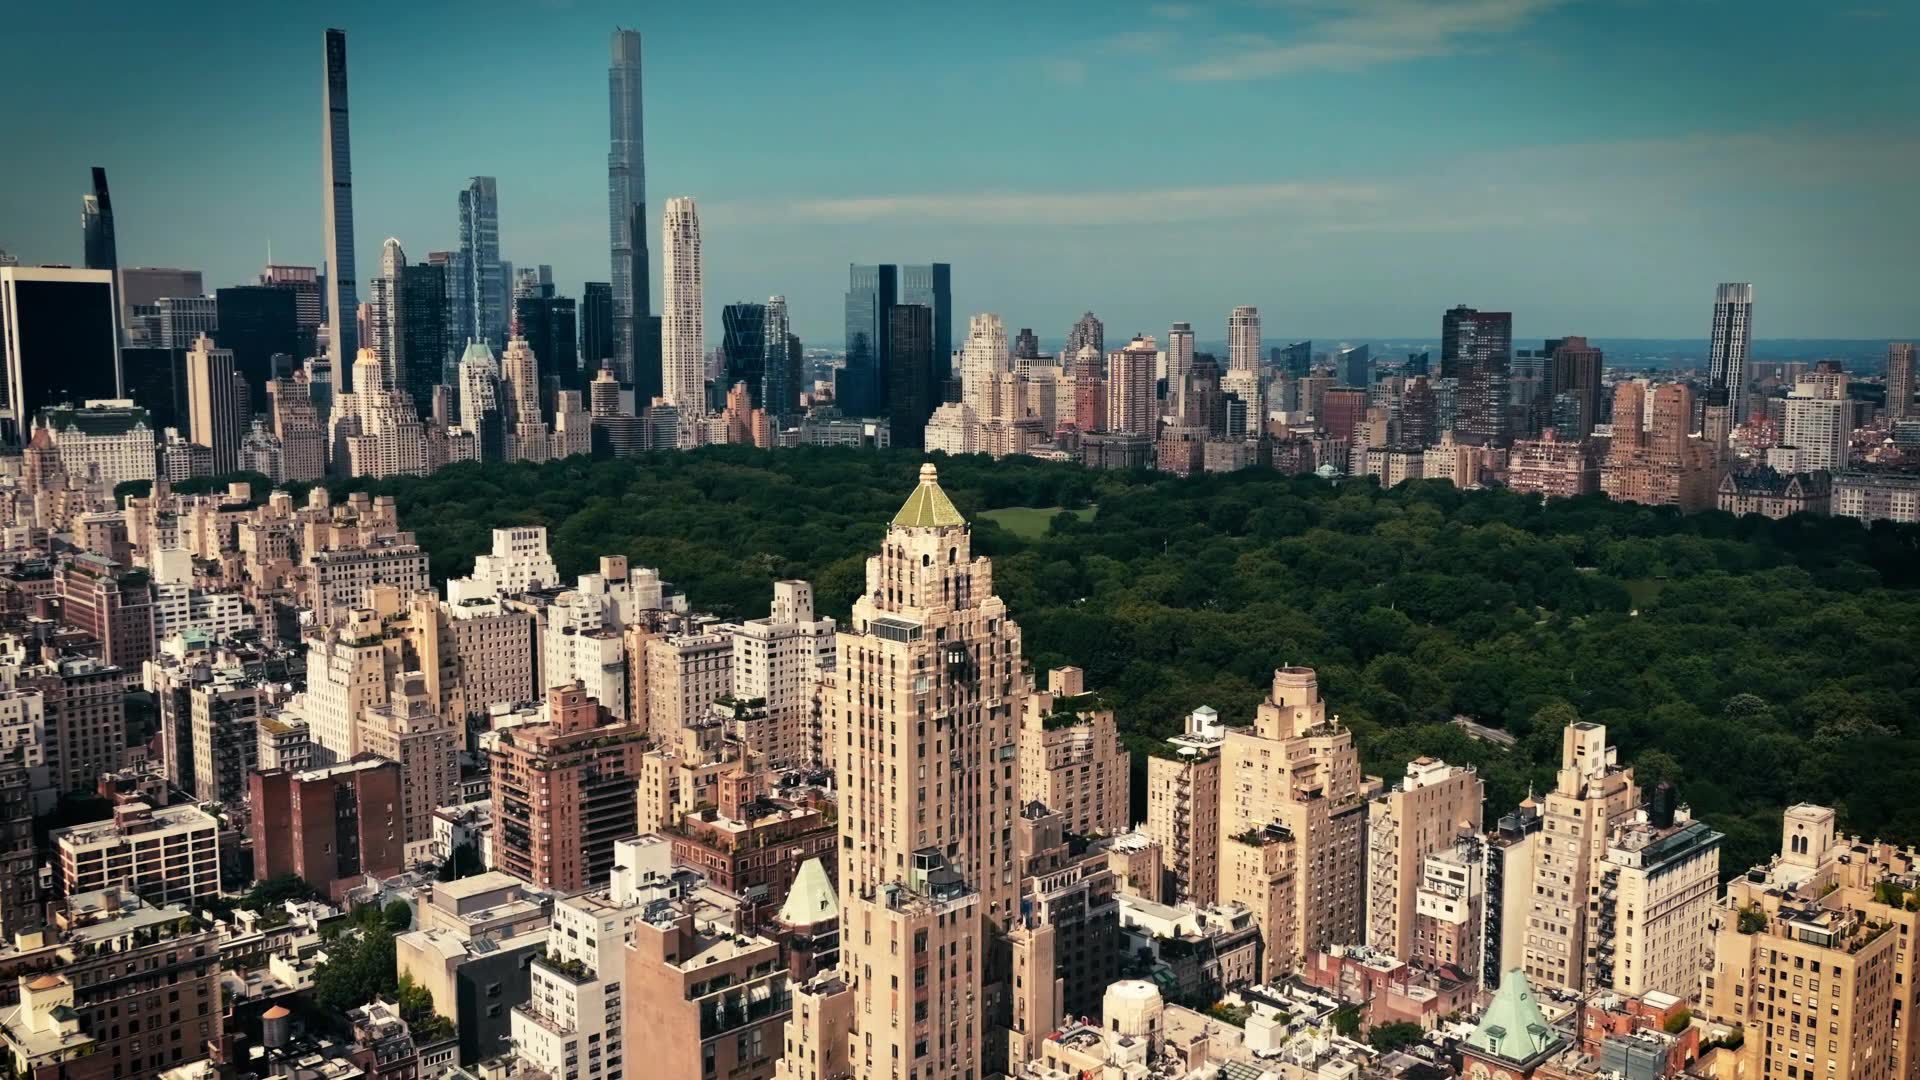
[
  {"x1": 960, "y1": 313, "x2": 1007, "y2": 416},
  {"x1": 608, "y1": 29, "x2": 653, "y2": 395},
  {"x1": 1067, "y1": 311, "x2": 1104, "y2": 359},
  {"x1": 1888, "y1": 342, "x2": 1916, "y2": 422},
  {"x1": 1548, "y1": 336, "x2": 1604, "y2": 438},
  {"x1": 0, "y1": 267, "x2": 122, "y2": 444},
  {"x1": 1708, "y1": 283, "x2": 1755, "y2": 421},
  {"x1": 1441, "y1": 305, "x2": 1513, "y2": 446},
  {"x1": 581, "y1": 281, "x2": 614, "y2": 377},
  {"x1": 1012, "y1": 327, "x2": 1040, "y2": 361},
  {"x1": 885, "y1": 304, "x2": 934, "y2": 449},
  {"x1": 186, "y1": 335, "x2": 244, "y2": 475},
  {"x1": 841, "y1": 264, "x2": 896, "y2": 416},
  {"x1": 321, "y1": 29, "x2": 359, "y2": 379},
  {"x1": 458, "y1": 177, "x2": 504, "y2": 348},
  {"x1": 761, "y1": 295, "x2": 795, "y2": 418},
  {"x1": 82, "y1": 168, "x2": 117, "y2": 274},
  {"x1": 400, "y1": 259, "x2": 450, "y2": 416},
  {"x1": 1280, "y1": 339, "x2": 1312, "y2": 379},
  {"x1": 367, "y1": 238, "x2": 406, "y2": 391},
  {"x1": 720, "y1": 302, "x2": 767, "y2": 408},
  {"x1": 213, "y1": 286, "x2": 298, "y2": 411},
  {"x1": 901, "y1": 263, "x2": 952, "y2": 386},
  {"x1": 1228, "y1": 305, "x2": 1260, "y2": 373},
  {"x1": 660, "y1": 197, "x2": 703, "y2": 412},
  {"x1": 515, "y1": 285, "x2": 579, "y2": 394},
  {"x1": 1107, "y1": 334, "x2": 1158, "y2": 436},
  {"x1": 260, "y1": 264, "x2": 322, "y2": 357},
  {"x1": 1339, "y1": 344, "x2": 1371, "y2": 388}
]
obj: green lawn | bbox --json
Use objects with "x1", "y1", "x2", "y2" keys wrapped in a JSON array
[{"x1": 978, "y1": 505, "x2": 1097, "y2": 540}]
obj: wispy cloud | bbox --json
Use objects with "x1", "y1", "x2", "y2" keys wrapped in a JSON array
[
  {"x1": 1177, "y1": 0, "x2": 1566, "y2": 79},
  {"x1": 1150, "y1": 3, "x2": 1198, "y2": 18},
  {"x1": 712, "y1": 182, "x2": 1389, "y2": 229},
  {"x1": 1047, "y1": 58, "x2": 1089, "y2": 85}
]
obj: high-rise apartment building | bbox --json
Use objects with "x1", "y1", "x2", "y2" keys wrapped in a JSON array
[
  {"x1": 1782, "y1": 380, "x2": 1849, "y2": 471},
  {"x1": 762, "y1": 295, "x2": 797, "y2": 417},
  {"x1": 719, "y1": 301, "x2": 767, "y2": 409},
  {"x1": 1067, "y1": 311, "x2": 1105, "y2": 358},
  {"x1": 660, "y1": 197, "x2": 704, "y2": 413},
  {"x1": 83, "y1": 167, "x2": 118, "y2": 277},
  {"x1": 458, "y1": 177, "x2": 504, "y2": 348},
  {"x1": 250, "y1": 757, "x2": 405, "y2": 893},
  {"x1": 499, "y1": 336, "x2": 551, "y2": 461},
  {"x1": 1017, "y1": 667, "x2": 1128, "y2": 838},
  {"x1": 268, "y1": 374, "x2": 327, "y2": 481},
  {"x1": 1708, "y1": 282, "x2": 1755, "y2": 421},
  {"x1": 1601, "y1": 382, "x2": 1716, "y2": 511},
  {"x1": 1548, "y1": 336, "x2": 1604, "y2": 439},
  {"x1": 1166, "y1": 321, "x2": 1196, "y2": 419},
  {"x1": 960, "y1": 312, "x2": 1007, "y2": 417},
  {"x1": 1145, "y1": 705, "x2": 1225, "y2": 905},
  {"x1": 368, "y1": 237, "x2": 406, "y2": 390},
  {"x1": 1888, "y1": 342, "x2": 1916, "y2": 421},
  {"x1": 185, "y1": 334, "x2": 244, "y2": 474},
  {"x1": 322, "y1": 29, "x2": 359, "y2": 374},
  {"x1": 1366, "y1": 757, "x2": 1483, "y2": 962},
  {"x1": 1522, "y1": 722, "x2": 1641, "y2": 992},
  {"x1": 489, "y1": 683, "x2": 645, "y2": 891},
  {"x1": 796, "y1": 463, "x2": 1028, "y2": 1080},
  {"x1": 608, "y1": 29, "x2": 653, "y2": 393},
  {"x1": 730, "y1": 581, "x2": 836, "y2": 770},
  {"x1": 1219, "y1": 667, "x2": 1366, "y2": 980},
  {"x1": 1106, "y1": 335, "x2": 1158, "y2": 437}
]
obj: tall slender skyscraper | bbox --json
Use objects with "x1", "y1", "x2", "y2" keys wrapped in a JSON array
[
  {"x1": 581, "y1": 282, "x2": 614, "y2": 375},
  {"x1": 901, "y1": 263, "x2": 952, "y2": 386},
  {"x1": 660, "y1": 197, "x2": 703, "y2": 412},
  {"x1": 1709, "y1": 283, "x2": 1755, "y2": 421},
  {"x1": 1442, "y1": 305, "x2": 1514, "y2": 446},
  {"x1": 82, "y1": 168, "x2": 117, "y2": 273},
  {"x1": 458, "y1": 178, "x2": 504, "y2": 349},
  {"x1": 1228, "y1": 305, "x2": 1261, "y2": 373},
  {"x1": 885, "y1": 303, "x2": 934, "y2": 448},
  {"x1": 321, "y1": 29, "x2": 359, "y2": 383},
  {"x1": 960, "y1": 312, "x2": 1007, "y2": 416},
  {"x1": 1888, "y1": 343, "x2": 1916, "y2": 422},
  {"x1": 761, "y1": 295, "x2": 794, "y2": 417},
  {"x1": 368, "y1": 238, "x2": 406, "y2": 391},
  {"x1": 720, "y1": 302, "x2": 767, "y2": 408},
  {"x1": 608, "y1": 29, "x2": 652, "y2": 395},
  {"x1": 841, "y1": 264, "x2": 896, "y2": 416}
]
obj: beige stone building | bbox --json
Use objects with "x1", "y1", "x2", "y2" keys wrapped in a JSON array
[
  {"x1": 1507, "y1": 427, "x2": 1598, "y2": 498},
  {"x1": 1145, "y1": 706, "x2": 1225, "y2": 906},
  {"x1": 1017, "y1": 666, "x2": 1127, "y2": 837},
  {"x1": 359, "y1": 670, "x2": 461, "y2": 860},
  {"x1": 1600, "y1": 382, "x2": 1717, "y2": 511},
  {"x1": 1219, "y1": 667, "x2": 1369, "y2": 980},
  {"x1": 1523, "y1": 722, "x2": 1640, "y2": 992},
  {"x1": 643, "y1": 629, "x2": 733, "y2": 745},
  {"x1": 1366, "y1": 756, "x2": 1483, "y2": 961}
]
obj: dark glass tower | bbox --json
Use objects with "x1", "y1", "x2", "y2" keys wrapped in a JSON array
[
  {"x1": 885, "y1": 303, "x2": 934, "y2": 449},
  {"x1": 609, "y1": 29, "x2": 653, "y2": 396},
  {"x1": 0, "y1": 270, "x2": 123, "y2": 444},
  {"x1": 721, "y1": 302, "x2": 767, "y2": 409},
  {"x1": 321, "y1": 29, "x2": 359, "y2": 380},
  {"x1": 516, "y1": 287, "x2": 581, "y2": 393},
  {"x1": 1441, "y1": 305, "x2": 1513, "y2": 446},
  {"x1": 214, "y1": 286, "x2": 298, "y2": 411},
  {"x1": 83, "y1": 168, "x2": 117, "y2": 273},
  {"x1": 841, "y1": 264, "x2": 896, "y2": 416},
  {"x1": 459, "y1": 177, "x2": 504, "y2": 348},
  {"x1": 400, "y1": 261, "x2": 451, "y2": 417},
  {"x1": 901, "y1": 263, "x2": 951, "y2": 386},
  {"x1": 582, "y1": 282, "x2": 614, "y2": 375}
]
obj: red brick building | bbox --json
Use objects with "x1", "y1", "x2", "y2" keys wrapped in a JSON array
[{"x1": 250, "y1": 756, "x2": 404, "y2": 899}]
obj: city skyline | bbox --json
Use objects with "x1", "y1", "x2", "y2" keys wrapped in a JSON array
[{"x1": 0, "y1": 2, "x2": 1916, "y2": 345}]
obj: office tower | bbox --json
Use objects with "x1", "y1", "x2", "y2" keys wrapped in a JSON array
[
  {"x1": 1012, "y1": 326, "x2": 1040, "y2": 361},
  {"x1": 1106, "y1": 334, "x2": 1157, "y2": 436},
  {"x1": 82, "y1": 167, "x2": 117, "y2": 274},
  {"x1": 259, "y1": 264, "x2": 322, "y2": 356},
  {"x1": 1365, "y1": 758, "x2": 1483, "y2": 962},
  {"x1": 1708, "y1": 282, "x2": 1755, "y2": 421},
  {"x1": 1338, "y1": 344, "x2": 1371, "y2": 388},
  {"x1": 582, "y1": 280, "x2": 614, "y2": 375},
  {"x1": 1548, "y1": 335, "x2": 1604, "y2": 438},
  {"x1": 1279, "y1": 339, "x2": 1312, "y2": 379},
  {"x1": 1067, "y1": 310, "x2": 1104, "y2": 358},
  {"x1": 761, "y1": 295, "x2": 796, "y2": 417},
  {"x1": 514, "y1": 284, "x2": 579, "y2": 393},
  {"x1": 1441, "y1": 304, "x2": 1513, "y2": 445},
  {"x1": 959, "y1": 312, "x2": 1006, "y2": 416},
  {"x1": 214, "y1": 285, "x2": 298, "y2": 411},
  {"x1": 841, "y1": 264, "x2": 897, "y2": 416},
  {"x1": 1783, "y1": 381, "x2": 1849, "y2": 471},
  {"x1": 1406, "y1": 349, "x2": 1430, "y2": 377},
  {"x1": 901, "y1": 263, "x2": 952, "y2": 386},
  {"x1": 122, "y1": 346, "x2": 188, "y2": 432},
  {"x1": 400, "y1": 258, "x2": 450, "y2": 415},
  {"x1": 720, "y1": 301, "x2": 767, "y2": 407},
  {"x1": 0, "y1": 266, "x2": 122, "y2": 444},
  {"x1": 186, "y1": 335, "x2": 244, "y2": 474},
  {"x1": 1887, "y1": 342, "x2": 1915, "y2": 421},
  {"x1": 1521, "y1": 722, "x2": 1641, "y2": 991},
  {"x1": 121, "y1": 267, "x2": 203, "y2": 320},
  {"x1": 490, "y1": 683, "x2": 645, "y2": 890},
  {"x1": 1219, "y1": 667, "x2": 1365, "y2": 980},
  {"x1": 322, "y1": 29, "x2": 359, "y2": 376},
  {"x1": 457, "y1": 177, "x2": 504, "y2": 348},
  {"x1": 885, "y1": 303, "x2": 934, "y2": 448},
  {"x1": 367, "y1": 237, "x2": 405, "y2": 389},
  {"x1": 814, "y1": 464, "x2": 1027, "y2": 1079},
  {"x1": 155, "y1": 296, "x2": 217, "y2": 349},
  {"x1": 656, "y1": 197, "x2": 704, "y2": 414},
  {"x1": 608, "y1": 29, "x2": 652, "y2": 392}
]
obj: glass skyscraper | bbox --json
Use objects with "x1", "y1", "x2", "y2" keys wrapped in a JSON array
[
  {"x1": 721, "y1": 302, "x2": 767, "y2": 409},
  {"x1": 459, "y1": 177, "x2": 504, "y2": 349},
  {"x1": 901, "y1": 263, "x2": 952, "y2": 387},
  {"x1": 582, "y1": 282, "x2": 614, "y2": 376},
  {"x1": 841, "y1": 264, "x2": 896, "y2": 417},
  {"x1": 321, "y1": 29, "x2": 359, "y2": 379},
  {"x1": 608, "y1": 29, "x2": 653, "y2": 397}
]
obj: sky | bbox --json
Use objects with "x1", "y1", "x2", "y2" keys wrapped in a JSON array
[{"x1": 2, "y1": 0, "x2": 1917, "y2": 347}]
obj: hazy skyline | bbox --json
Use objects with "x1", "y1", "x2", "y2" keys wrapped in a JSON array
[{"x1": 2, "y1": 0, "x2": 1916, "y2": 346}]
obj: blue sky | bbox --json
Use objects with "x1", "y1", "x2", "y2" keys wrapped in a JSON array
[{"x1": 2, "y1": 0, "x2": 1916, "y2": 346}]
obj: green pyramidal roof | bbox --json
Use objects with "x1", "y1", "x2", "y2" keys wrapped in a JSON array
[
  {"x1": 775, "y1": 857, "x2": 839, "y2": 926},
  {"x1": 892, "y1": 463, "x2": 965, "y2": 528},
  {"x1": 1467, "y1": 970, "x2": 1564, "y2": 1064}
]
